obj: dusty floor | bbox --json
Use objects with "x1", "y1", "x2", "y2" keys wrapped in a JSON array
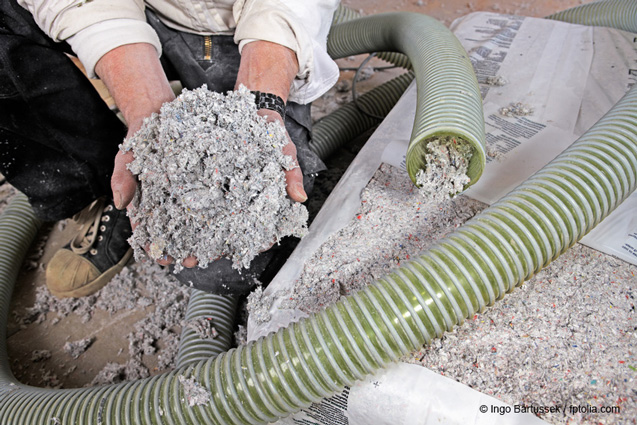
[{"x1": 4, "y1": 0, "x2": 633, "y2": 424}]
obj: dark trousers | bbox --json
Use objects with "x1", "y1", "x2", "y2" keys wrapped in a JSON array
[
  {"x1": 0, "y1": 0, "x2": 127, "y2": 221},
  {"x1": 0, "y1": 1, "x2": 325, "y2": 222}
]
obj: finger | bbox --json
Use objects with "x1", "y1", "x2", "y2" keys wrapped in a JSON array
[
  {"x1": 256, "y1": 109, "x2": 307, "y2": 203},
  {"x1": 111, "y1": 149, "x2": 138, "y2": 210},
  {"x1": 126, "y1": 197, "x2": 141, "y2": 229},
  {"x1": 281, "y1": 140, "x2": 307, "y2": 203},
  {"x1": 156, "y1": 253, "x2": 174, "y2": 266},
  {"x1": 285, "y1": 167, "x2": 306, "y2": 203},
  {"x1": 141, "y1": 241, "x2": 174, "y2": 265},
  {"x1": 182, "y1": 256, "x2": 199, "y2": 268}
]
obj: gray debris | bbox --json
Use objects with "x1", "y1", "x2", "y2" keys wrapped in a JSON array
[
  {"x1": 486, "y1": 145, "x2": 504, "y2": 162},
  {"x1": 18, "y1": 285, "x2": 97, "y2": 326},
  {"x1": 63, "y1": 337, "x2": 94, "y2": 359},
  {"x1": 92, "y1": 262, "x2": 191, "y2": 381},
  {"x1": 185, "y1": 316, "x2": 218, "y2": 340},
  {"x1": 282, "y1": 164, "x2": 485, "y2": 316},
  {"x1": 17, "y1": 261, "x2": 191, "y2": 386},
  {"x1": 121, "y1": 85, "x2": 308, "y2": 272},
  {"x1": 246, "y1": 285, "x2": 274, "y2": 325},
  {"x1": 90, "y1": 362, "x2": 126, "y2": 386},
  {"x1": 271, "y1": 161, "x2": 636, "y2": 425},
  {"x1": 178, "y1": 375, "x2": 211, "y2": 407},
  {"x1": 0, "y1": 178, "x2": 16, "y2": 216},
  {"x1": 404, "y1": 243, "x2": 636, "y2": 425},
  {"x1": 39, "y1": 367, "x2": 60, "y2": 389},
  {"x1": 123, "y1": 357, "x2": 150, "y2": 381},
  {"x1": 499, "y1": 101, "x2": 534, "y2": 117},
  {"x1": 94, "y1": 266, "x2": 141, "y2": 313},
  {"x1": 485, "y1": 75, "x2": 508, "y2": 86},
  {"x1": 30, "y1": 350, "x2": 52, "y2": 362},
  {"x1": 415, "y1": 136, "x2": 473, "y2": 201},
  {"x1": 234, "y1": 324, "x2": 248, "y2": 347},
  {"x1": 357, "y1": 65, "x2": 375, "y2": 81},
  {"x1": 335, "y1": 80, "x2": 352, "y2": 92}
]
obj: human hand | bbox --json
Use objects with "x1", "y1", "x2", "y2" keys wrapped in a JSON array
[
  {"x1": 151, "y1": 40, "x2": 306, "y2": 269},
  {"x1": 117, "y1": 117, "x2": 298, "y2": 271},
  {"x1": 234, "y1": 40, "x2": 306, "y2": 202},
  {"x1": 98, "y1": 42, "x2": 174, "y2": 213},
  {"x1": 257, "y1": 108, "x2": 307, "y2": 203},
  {"x1": 110, "y1": 130, "x2": 199, "y2": 268},
  {"x1": 95, "y1": 43, "x2": 188, "y2": 267}
]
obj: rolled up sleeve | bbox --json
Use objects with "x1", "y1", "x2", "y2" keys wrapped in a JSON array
[
  {"x1": 17, "y1": 0, "x2": 160, "y2": 78},
  {"x1": 233, "y1": 0, "x2": 340, "y2": 104},
  {"x1": 67, "y1": 19, "x2": 161, "y2": 78}
]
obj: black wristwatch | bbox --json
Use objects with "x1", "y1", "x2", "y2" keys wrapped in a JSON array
[{"x1": 251, "y1": 90, "x2": 286, "y2": 121}]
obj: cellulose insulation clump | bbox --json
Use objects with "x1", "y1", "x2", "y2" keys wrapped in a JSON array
[{"x1": 121, "y1": 85, "x2": 308, "y2": 271}]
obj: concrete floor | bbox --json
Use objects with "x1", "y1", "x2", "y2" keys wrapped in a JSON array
[{"x1": 6, "y1": 0, "x2": 593, "y2": 391}]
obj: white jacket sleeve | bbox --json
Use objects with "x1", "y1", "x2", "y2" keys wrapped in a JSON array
[
  {"x1": 233, "y1": 0, "x2": 340, "y2": 104},
  {"x1": 17, "y1": 0, "x2": 161, "y2": 78}
]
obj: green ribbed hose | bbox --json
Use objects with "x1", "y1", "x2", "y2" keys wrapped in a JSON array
[
  {"x1": 176, "y1": 291, "x2": 238, "y2": 368},
  {"x1": 327, "y1": 12, "x2": 487, "y2": 188},
  {"x1": 546, "y1": 0, "x2": 637, "y2": 33},
  {"x1": 0, "y1": 83, "x2": 635, "y2": 424},
  {"x1": 0, "y1": 196, "x2": 41, "y2": 387},
  {"x1": 308, "y1": 5, "x2": 414, "y2": 162},
  {"x1": 310, "y1": 72, "x2": 415, "y2": 159},
  {"x1": 331, "y1": 5, "x2": 412, "y2": 69},
  {"x1": 332, "y1": 4, "x2": 361, "y2": 24}
]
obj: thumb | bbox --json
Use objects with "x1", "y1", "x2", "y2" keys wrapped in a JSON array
[{"x1": 111, "y1": 149, "x2": 138, "y2": 209}]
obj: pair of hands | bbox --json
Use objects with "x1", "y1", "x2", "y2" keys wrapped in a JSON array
[{"x1": 97, "y1": 41, "x2": 306, "y2": 268}]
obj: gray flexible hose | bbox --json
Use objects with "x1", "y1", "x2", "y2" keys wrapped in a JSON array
[
  {"x1": 546, "y1": 0, "x2": 637, "y2": 33},
  {"x1": 176, "y1": 291, "x2": 238, "y2": 368},
  {"x1": 310, "y1": 72, "x2": 415, "y2": 159},
  {"x1": 331, "y1": 6, "x2": 412, "y2": 69},
  {"x1": 308, "y1": 5, "x2": 414, "y2": 162},
  {"x1": 0, "y1": 196, "x2": 40, "y2": 389}
]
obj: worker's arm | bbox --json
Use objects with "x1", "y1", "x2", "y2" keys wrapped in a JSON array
[
  {"x1": 233, "y1": 0, "x2": 340, "y2": 104},
  {"x1": 235, "y1": 40, "x2": 307, "y2": 203},
  {"x1": 96, "y1": 42, "x2": 176, "y2": 211}
]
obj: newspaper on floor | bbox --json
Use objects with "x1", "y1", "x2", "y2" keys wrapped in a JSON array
[{"x1": 249, "y1": 12, "x2": 637, "y2": 425}]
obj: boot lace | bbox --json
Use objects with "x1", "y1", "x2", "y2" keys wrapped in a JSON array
[{"x1": 69, "y1": 197, "x2": 113, "y2": 255}]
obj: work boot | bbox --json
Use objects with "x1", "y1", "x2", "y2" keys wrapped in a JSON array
[{"x1": 46, "y1": 197, "x2": 133, "y2": 298}]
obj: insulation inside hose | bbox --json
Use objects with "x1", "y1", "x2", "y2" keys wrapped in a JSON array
[{"x1": 0, "y1": 2, "x2": 636, "y2": 424}]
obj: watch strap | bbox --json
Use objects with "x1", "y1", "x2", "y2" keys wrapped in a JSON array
[{"x1": 251, "y1": 90, "x2": 286, "y2": 120}]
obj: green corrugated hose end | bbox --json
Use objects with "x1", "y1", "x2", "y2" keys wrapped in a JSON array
[
  {"x1": 327, "y1": 12, "x2": 487, "y2": 189},
  {"x1": 407, "y1": 129, "x2": 486, "y2": 191}
]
